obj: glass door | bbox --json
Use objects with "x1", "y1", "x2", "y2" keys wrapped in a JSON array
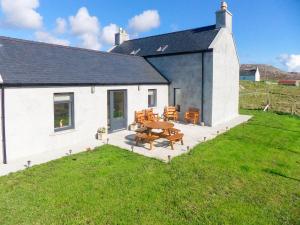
[{"x1": 108, "y1": 90, "x2": 127, "y2": 132}]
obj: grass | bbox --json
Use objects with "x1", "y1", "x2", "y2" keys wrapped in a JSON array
[
  {"x1": 240, "y1": 81, "x2": 300, "y2": 115},
  {"x1": 0, "y1": 110, "x2": 299, "y2": 225}
]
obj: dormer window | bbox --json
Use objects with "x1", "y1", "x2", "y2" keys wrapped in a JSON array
[
  {"x1": 157, "y1": 45, "x2": 168, "y2": 52},
  {"x1": 130, "y1": 48, "x2": 141, "y2": 55}
]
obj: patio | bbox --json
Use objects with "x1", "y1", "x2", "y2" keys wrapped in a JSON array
[{"x1": 108, "y1": 115, "x2": 252, "y2": 162}]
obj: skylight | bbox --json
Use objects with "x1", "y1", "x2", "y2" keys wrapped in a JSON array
[
  {"x1": 157, "y1": 45, "x2": 168, "y2": 52},
  {"x1": 130, "y1": 48, "x2": 141, "y2": 55}
]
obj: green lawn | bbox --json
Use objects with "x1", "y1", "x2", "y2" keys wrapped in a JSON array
[{"x1": 0, "y1": 111, "x2": 299, "y2": 225}]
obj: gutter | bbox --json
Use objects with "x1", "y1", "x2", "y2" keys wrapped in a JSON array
[{"x1": 0, "y1": 74, "x2": 7, "y2": 164}]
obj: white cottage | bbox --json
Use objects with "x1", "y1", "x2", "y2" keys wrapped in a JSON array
[
  {"x1": 0, "y1": 2, "x2": 239, "y2": 164},
  {"x1": 240, "y1": 67, "x2": 261, "y2": 81}
]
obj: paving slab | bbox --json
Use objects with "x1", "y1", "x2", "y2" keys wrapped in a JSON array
[{"x1": 108, "y1": 115, "x2": 252, "y2": 162}]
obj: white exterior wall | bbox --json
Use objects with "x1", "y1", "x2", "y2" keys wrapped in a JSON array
[
  {"x1": 209, "y1": 28, "x2": 240, "y2": 126},
  {"x1": 255, "y1": 68, "x2": 261, "y2": 81},
  {"x1": 3, "y1": 84, "x2": 168, "y2": 162}
]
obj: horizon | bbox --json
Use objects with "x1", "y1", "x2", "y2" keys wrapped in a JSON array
[{"x1": 0, "y1": 0, "x2": 299, "y2": 72}]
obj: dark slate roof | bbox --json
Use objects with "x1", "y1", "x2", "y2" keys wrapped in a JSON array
[
  {"x1": 0, "y1": 36, "x2": 168, "y2": 85},
  {"x1": 111, "y1": 25, "x2": 220, "y2": 57}
]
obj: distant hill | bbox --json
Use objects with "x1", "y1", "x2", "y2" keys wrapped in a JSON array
[{"x1": 240, "y1": 64, "x2": 300, "y2": 81}]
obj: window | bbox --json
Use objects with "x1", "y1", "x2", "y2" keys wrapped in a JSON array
[
  {"x1": 148, "y1": 89, "x2": 157, "y2": 107},
  {"x1": 157, "y1": 45, "x2": 168, "y2": 52},
  {"x1": 130, "y1": 48, "x2": 141, "y2": 55},
  {"x1": 54, "y1": 93, "x2": 74, "y2": 132}
]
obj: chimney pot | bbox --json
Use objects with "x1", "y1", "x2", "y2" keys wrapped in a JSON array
[{"x1": 221, "y1": 1, "x2": 228, "y2": 10}]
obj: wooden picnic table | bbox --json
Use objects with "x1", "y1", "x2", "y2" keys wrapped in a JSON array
[
  {"x1": 143, "y1": 121, "x2": 174, "y2": 130},
  {"x1": 135, "y1": 121, "x2": 182, "y2": 150}
]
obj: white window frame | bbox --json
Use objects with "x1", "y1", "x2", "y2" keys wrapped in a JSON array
[{"x1": 54, "y1": 93, "x2": 74, "y2": 132}]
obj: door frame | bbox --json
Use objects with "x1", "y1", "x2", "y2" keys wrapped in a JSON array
[
  {"x1": 174, "y1": 88, "x2": 181, "y2": 112},
  {"x1": 107, "y1": 89, "x2": 128, "y2": 133}
]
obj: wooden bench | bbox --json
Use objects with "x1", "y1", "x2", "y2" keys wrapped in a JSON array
[
  {"x1": 135, "y1": 127, "x2": 148, "y2": 133},
  {"x1": 167, "y1": 133, "x2": 184, "y2": 150},
  {"x1": 135, "y1": 133, "x2": 160, "y2": 150},
  {"x1": 184, "y1": 107, "x2": 200, "y2": 124},
  {"x1": 163, "y1": 106, "x2": 179, "y2": 121}
]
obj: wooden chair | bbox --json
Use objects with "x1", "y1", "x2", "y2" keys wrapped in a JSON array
[
  {"x1": 145, "y1": 109, "x2": 159, "y2": 122},
  {"x1": 184, "y1": 107, "x2": 200, "y2": 124},
  {"x1": 167, "y1": 133, "x2": 184, "y2": 150},
  {"x1": 135, "y1": 110, "x2": 146, "y2": 125},
  {"x1": 135, "y1": 133, "x2": 160, "y2": 150},
  {"x1": 163, "y1": 106, "x2": 179, "y2": 121}
]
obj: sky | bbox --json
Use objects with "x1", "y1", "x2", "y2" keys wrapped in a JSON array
[{"x1": 0, "y1": 0, "x2": 299, "y2": 72}]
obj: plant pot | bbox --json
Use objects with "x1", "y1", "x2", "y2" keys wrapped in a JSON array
[
  {"x1": 97, "y1": 133, "x2": 107, "y2": 140},
  {"x1": 129, "y1": 123, "x2": 138, "y2": 131}
]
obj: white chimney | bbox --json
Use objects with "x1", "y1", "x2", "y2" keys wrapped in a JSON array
[
  {"x1": 216, "y1": 1, "x2": 232, "y2": 33},
  {"x1": 115, "y1": 28, "x2": 129, "y2": 45}
]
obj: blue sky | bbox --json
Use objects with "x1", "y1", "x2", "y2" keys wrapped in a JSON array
[{"x1": 0, "y1": 0, "x2": 299, "y2": 71}]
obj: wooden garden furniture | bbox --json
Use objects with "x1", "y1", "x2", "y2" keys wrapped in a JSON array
[
  {"x1": 135, "y1": 126, "x2": 148, "y2": 133},
  {"x1": 135, "y1": 110, "x2": 146, "y2": 125},
  {"x1": 163, "y1": 106, "x2": 179, "y2": 121},
  {"x1": 135, "y1": 121, "x2": 184, "y2": 150},
  {"x1": 145, "y1": 108, "x2": 159, "y2": 122},
  {"x1": 184, "y1": 107, "x2": 200, "y2": 124},
  {"x1": 135, "y1": 133, "x2": 160, "y2": 150},
  {"x1": 143, "y1": 121, "x2": 174, "y2": 130},
  {"x1": 167, "y1": 133, "x2": 184, "y2": 150},
  {"x1": 159, "y1": 127, "x2": 181, "y2": 138}
]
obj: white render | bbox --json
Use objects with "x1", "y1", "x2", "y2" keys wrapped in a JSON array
[
  {"x1": 209, "y1": 28, "x2": 240, "y2": 126},
  {"x1": 2, "y1": 85, "x2": 168, "y2": 162}
]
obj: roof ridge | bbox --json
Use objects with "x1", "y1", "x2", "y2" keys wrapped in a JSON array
[
  {"x1": 123, "y1": 25, "x2": 217, "y2": 43},
  {"x1": 0, "y1": 35, "x2": 143, "y2": 59}
]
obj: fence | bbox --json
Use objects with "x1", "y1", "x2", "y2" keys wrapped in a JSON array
[{"x1": 240, "y1": 90, "x2": 300, "y2": 116}]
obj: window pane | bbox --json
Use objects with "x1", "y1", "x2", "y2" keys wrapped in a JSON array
[
  {"x1": 113, "y1": 91, "x2": 124, "y2": 118},
  {"x1": 148, "y1": 89, "x2": 157, "y2": 107},
  {"x1": 54, "y1": 94, "x2": 73, "y2": 131},
  {"x1": 54, "y1": 95, "x2": 71, "y2": 102}
]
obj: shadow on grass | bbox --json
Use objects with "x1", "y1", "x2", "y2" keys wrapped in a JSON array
[{"x1": 263, "y1": 168, "x2": 300, "y2": 182}]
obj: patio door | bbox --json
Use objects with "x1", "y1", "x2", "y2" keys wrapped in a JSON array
[{"x1": 108, "y1": 90, "x2": 127, "y2": 132}]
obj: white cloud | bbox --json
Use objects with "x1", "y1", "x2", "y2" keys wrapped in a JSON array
[
  {"x1": 128, "y1": 10, "x2": 160, "y2": 32},
  {"x1": 101, "y1": 23, "x2": 119, "y2": 45},
  {"x1": 69, "y1": 7, "x2": 101, "y2": 50},
  {"x1": 55, "y1": 17, "x2": 67, "y2": 34},
  {"x1": 35, "y1": 31, "x2": 70, "y2": 46},
  {"x1": 0, "y1": 0, "x2": 43, "y2": 29},
  {"x1": 278, "y1": 54, "x2": 300, "y2": 72},
  {"x1": 79, "y1": 33, "x2": 101, "y2": 50}
]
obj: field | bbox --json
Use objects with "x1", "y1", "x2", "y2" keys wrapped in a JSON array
[
  {"x1": 240, "y1": 81, "x2": 300, "y2": 116},
  {"x1": 0, "y1": 110, "x2": 299, "y2": 225}
]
